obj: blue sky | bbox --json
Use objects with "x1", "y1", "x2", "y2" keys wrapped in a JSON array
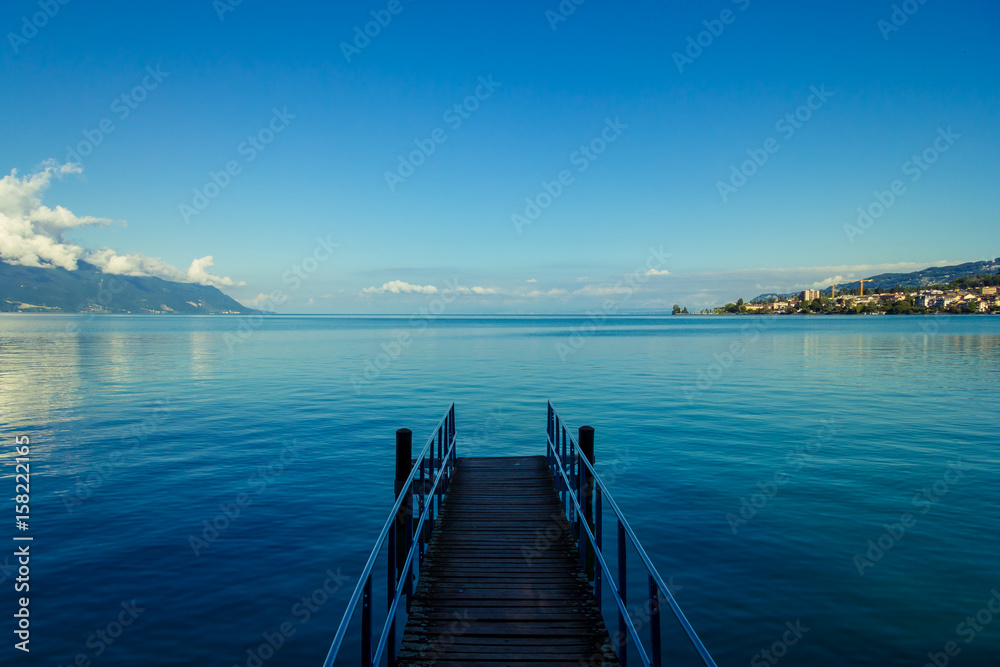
[{"x1": 1, "y1": 0, "x2": 997, "y2": 312}]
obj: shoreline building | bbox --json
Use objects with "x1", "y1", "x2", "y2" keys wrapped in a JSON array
[{"x1": 800, "y1": 289, "x2": 821, "y2": 302}]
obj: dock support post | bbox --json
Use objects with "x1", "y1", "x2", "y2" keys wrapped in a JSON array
[
  {"x1": 579, "y1": 425, "x2": 595, "y2": 582},
  {"x1": 395, "y1": 428, "x2": 412, "y2": 580}
]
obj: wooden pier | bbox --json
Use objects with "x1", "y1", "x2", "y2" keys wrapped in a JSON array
[
  {"x1": 397, "y1": 456, "x2": 619, "y2": 666},
  {"x1": 321, "y1": 403, "x2": 716, "y2": 667}
]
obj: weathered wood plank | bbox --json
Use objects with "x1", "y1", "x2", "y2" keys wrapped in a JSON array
[{"x1": 396, "y1": 456, "x2": 619, "y2": 666}]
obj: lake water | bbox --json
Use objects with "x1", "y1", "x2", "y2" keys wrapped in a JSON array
[{"x1": 0, "y1": 314, "x2": 998, "y2": 666}]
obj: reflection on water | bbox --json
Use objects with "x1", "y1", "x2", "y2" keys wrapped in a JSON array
[{"x1": 0, "y1": 314, "x2": 997, "y2": 666}]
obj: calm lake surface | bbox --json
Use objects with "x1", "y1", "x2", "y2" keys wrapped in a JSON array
[{"x1": 0, "y1": 314, "x2": 998, "y2": 666}]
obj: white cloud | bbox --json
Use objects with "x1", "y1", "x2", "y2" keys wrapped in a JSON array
[
  {"x1": 246, "y1": 292, "x2": 274, "y2": 308},
  {"x1": 182, "y1": 255, "x2": 240, "y2": 287},
  {"x1": 525, "y1": 288, "x2": 568, "y2": 298},
  {"x1": 362, "y1": 280, "x2": 439, "y2": 295},
  {"x1": 645, "y1": 268, "x2": 670, "y2": 276},
  {"x1": 786, "y1": 262, "x2": 952, "y2": 291},
  {"x1": 453, "y1": 285, "x2": 499, "y2": 295},
  {"x1": 362, "y1": 280, "x2": 502, "y2": 296},
  {"x1": 806, "y1": 275, "x2": 849, "y2": 289},
  {"x1": 0, "y1": 162, "x2": 106, "y2": 270},
  {"x1": 83, "y1": 249, "x2": 242, "y2": 288},
  {"x1": 526, "y1": 278, "x2": 537, "y2": 283},
  {"x1": 573, "y1": 285, "x2": 619, "y2": 297},
  {"x1": 0, "y1": 161, "x2": 242, "y2": 287},
  {"x1": 744, "y1": 260, "x2": 953, "y2": 278}
]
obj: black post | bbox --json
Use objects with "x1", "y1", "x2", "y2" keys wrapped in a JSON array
[
  {"x1": 395, "y1": 428, "x2": 412, "y2": 579},
  {"x1": 579, "y1": 425, "x2": 595, "y2": 581}
]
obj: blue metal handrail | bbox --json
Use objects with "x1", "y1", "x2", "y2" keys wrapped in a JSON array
[
  {"x1": 546, "y1": 401, "x2": 717, "y2": 667},
  {"x1": 322, "y1": 404, "x2": 457, "y2": 667}
]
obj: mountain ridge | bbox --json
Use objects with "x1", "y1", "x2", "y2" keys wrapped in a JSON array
[
  {"x1": 751, "y1": 257, "x2": 1000, "y2": 302},
  {"x1": 0, "y1": 259, "x2": 257, "y2": 314}
]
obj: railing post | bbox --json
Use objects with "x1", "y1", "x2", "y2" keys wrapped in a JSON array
[
  {"x1": 595, "y1": 486, "x2": 603, "y2": 608},
  {"x1": 649, "y1": 575, "x2": 662, "y2": 667},
  {"x1": 570, "y1": 428, "x2": 578, "y2": 532},
  {"x1": 419, "y1": 457, "x2": 428, "y2": 547},
  {"x1": 406, "y1": 486, "x2": 414, "y2": 611},
  {"x1": 394, "y1": 428, "x2": 412, "y2": 579},
  {"x1": 618, "y1": 521, "x2": 628, "y2": 667},
  {"x1": 428, "y1": 431, "x2": 436, "y2": 536},
  {"x1": 361, "y1": 574, "x2": 372, "y2": 667},
  {"x1": 436, "y1": 428, "x2": 443, "y2": 507},
  {"x1": 444, "y1": 408, "x2": 455, "y2": 492},
  {"x1": 320, "y1": 404, "x2": 472, "y2": 667},
  {"x1": 564, "y1": 426, "x2": 571, "y2": 521},
  {"x1": 578, "y1": 464, "x2": 585, "y2": 566},
  {"x1": 387, "y1": 523, "x2": 396, "y2": 666},
  {"x1": 538, "y1": 403, "x2": 717, "y2": 667},
  {"x1": 579, "y1": 426, "x2": 595, "y2": 581},
  {"x1": 449, "y1": 404, "x2": 456, "y2": 472},
  {"x1": 556, "y1": 419, "x2": 566, "y2": 472},
  {"x1": 547, "y1": 404, "x2": 553, "y2": 469}
]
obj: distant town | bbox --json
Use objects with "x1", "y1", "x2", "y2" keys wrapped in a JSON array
[{"x1": 688, "y1": 273, "x2": 1000, "y2": 315}]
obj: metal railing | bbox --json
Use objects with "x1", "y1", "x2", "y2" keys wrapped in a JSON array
[
  {"x1": 546, "y1": 401, "x2": 717, "y2": 667},
  {"x1": 322, "y1": 404, "x2": 457, "y2": 667}
]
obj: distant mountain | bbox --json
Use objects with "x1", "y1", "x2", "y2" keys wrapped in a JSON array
[
  {"x1": 751, "y1": 257, "x2": 1000, "y2": 302},
  {"x1": 0, "y1": 260, "x2": 257, "y2": 314}
]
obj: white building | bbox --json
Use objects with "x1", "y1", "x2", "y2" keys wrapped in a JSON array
[{"x1": 800, "y1": 289, "x2": 821, "y2": 302}]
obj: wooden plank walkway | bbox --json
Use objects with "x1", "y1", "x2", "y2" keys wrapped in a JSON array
[{"x1": 398, "y1": 456, "x2": 620, "y2": 666}]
